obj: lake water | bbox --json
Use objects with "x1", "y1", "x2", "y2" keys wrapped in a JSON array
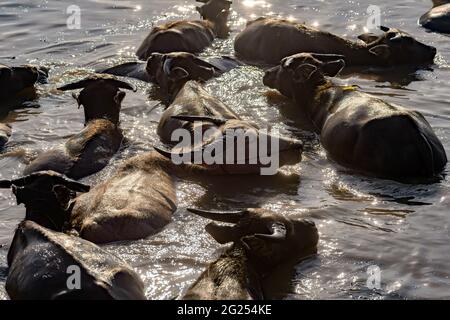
[{"x1": 0, "y1": 0, "x2": 449, "y2": 299}]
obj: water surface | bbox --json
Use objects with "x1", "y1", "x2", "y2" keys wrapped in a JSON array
[{"x1": 0, "y1": 0, "x2": 449, "y2": 299}]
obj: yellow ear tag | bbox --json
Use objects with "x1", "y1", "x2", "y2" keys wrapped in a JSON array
[{"x1": 342, "y1": 85, "x2": 359, "y2": 91}]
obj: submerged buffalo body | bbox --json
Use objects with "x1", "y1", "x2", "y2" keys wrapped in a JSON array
[
  {"x1": 24, "y1": 76, "x2": 135, "y2": 180},
  {"x1": 263, "y1": 53, "x2": 447, "y2": 181},
  {"x1": 183, "y1": 208, "x2": 319, "y2": 300},
  {"x1": 235, "y1": 18, "x2": 436, "y2": 66},
  {"x1": 3, "y1": 160, "x2": 176, "y2": 244},
  {"x1": 7, "y1": 220, "x2": 145, "y2": 300},
  {"x1": 158, "y1": 80, "x2": 239, "y2": 143},
  {"x1": 420, "y1": 1, "x2": 450, "y2": 33},
  {"x1": 24, "y1": 119, "x2": 123, "y2": 180},
  {"x1": 0, "y1": 173, "x2": 145, "y2": 300},
  {"x1": 70, "y1": 152, "x2": 177, "y2": 243},
  {"x1": 156, "y1": 80, "x2": 304, "y2": 175},
  {"x1": 0, "y1": 64, "x2": 48, "y2": 110},
  {"x1": 136, "y1": 0, "x2": 232, "y2": 60}
]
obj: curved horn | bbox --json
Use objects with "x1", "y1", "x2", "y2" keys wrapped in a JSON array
[
  {"x1": 389, "y1": 34, "x2": 402, "y2": 42},
  {"x1": 58, "y1": 76, "x2": 136, "y2": 92},
  {"x1": 0, "y1": 171, "x2": 90, "y2": 193},
  {"x1": 163, "y1": 57, "x2": 173, "y2": 75},
  {"x1": 187, "y1": 208, "x2": 247, "y2": 223},
  {"x1": 51, "y1": 175, "x2": 90, "y2": 193},
  {"x1": 153, "y1": 146, "x2": 175, "y2": 160},
  {"x1": 58, "y1": 78, "x2": 96, "y2": 91},
  {"x1": 254, "y1": 222, "x2": 287, "y2": 241},
  {"x1": 380, "y1": 25, "x2": 390, "y2": 32},
  {"x1": 193, "y1": 56, "x2": 221, "y2": 71},
  {"x1": 153, "y1": 146, "x2": 201, "y2": 163},
  {"x1": 106, "y1": 78, "x2": 137, "y2": 92},
  {"x1": 310, "y1": 53, "x2": 347, "y2": 62},
  {"x1": 171, "y1": 115, "x2": 227, "y2": 126}
]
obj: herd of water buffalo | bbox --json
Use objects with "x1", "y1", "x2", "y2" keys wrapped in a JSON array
[{"x1": 0, "y1": 0, "x2": 448, "y2": 300}]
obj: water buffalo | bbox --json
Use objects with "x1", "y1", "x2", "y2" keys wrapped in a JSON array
[
  {"x1": 420, "y1": 0, "x2": 450, "y2": 33},
  {"x1": 156, "y1": 81, "x2": 304, "y2": 175},
  {"x1": 0, "y1": 123, "x2": 11, "y2": 149},
  {"x1": 0, "y1": 167, "x2": 174, "y2": 244},
  {"x1": 157, "y1": 80, "x2": 239, "y2": 143},
  {"x1": 0, "y1": 172, "x2": 144, "y2": 299},
  {"x1": 234, "y1": 18, "x2": 436, "y2": 67},
  {"x1": 69, "y1": 134, "x2": 301, "y2": 244},
  {"x1": 182, "y1": 208, "x2": 319, "y2": 300},
  {"x1": 100, "y1": 52, "x2": 242, "y2": 99},
  {"x1": 0, "y1": 64, "x2": 48, "y2": 111},
  {"x1": 68, "y1": 151, "x2": 179, "y2": 243},
  {"x1": 23, "y1": 75, "x2": 135, "y2": 180},
  {"x1": 263, "y1": 53, "x2": 447, "y2": 181},
  {"x1": 0, "y1": 171, "x2": 91, "y2": 231},
  {"x1": 6, "y1": 220, "x2": 146, "y2": 299},
  {"x1": 136, "y1": 0, "x2": 232, "y2": 60}
]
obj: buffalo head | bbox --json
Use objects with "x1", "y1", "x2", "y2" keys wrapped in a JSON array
[
  {"x1": 146, "y1": 52, "x2": 219, "y2": 99},
  {"x1": 359, "y1": 26, "x2": 436, "y2": 66},
  {"x1": 0, "y1": 171, "x2": 90, "y2": 231},
  {"x1": 264, "y1": 52, "x2": 345, "y2": 99},
  {"x1": 196, "y1": 0, "x2": 232, "y2": 37},
  {"x1": 58, "y1": 75, "x2": 136, "y2": 126},
  {"x1": 0, "y1": 64, "x2": 48, "y2": 103},
  {"x1": 188, "y1": 207, "x2": 319, "y2": 271}
]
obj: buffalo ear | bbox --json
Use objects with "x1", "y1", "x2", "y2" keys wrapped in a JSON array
[
  {"x1": 71, "y1": 92, "x2": 82, "y2": 109},
  {"x1": 369, "y1": 45, "x2": 391, "y2": 59},
  {"x1": 357, "y1": 33, "x2": 379, "y2": 44},
  {"x1": 169, "y1": 67, "x2": 189, "y2": 81},
  {"x1": 293, "y1": 64, "x2": 319, "y2": 83},
  {"x1": 321, "y1": 59, "x2": 345, "y2": 77},
  {"x1": 196, "y1": 6, "x2": 204, "y2": 16},
  {"x1": 52, "y1": 185, "x2": 74, "y2": 210},
  {"x1": 205, "y1": 222, "x2": 237, "y2": 244},
  {"x1": 114, "y1": 90, "x2": 126, "y2": 105}
]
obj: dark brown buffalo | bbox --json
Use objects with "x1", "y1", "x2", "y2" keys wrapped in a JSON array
[
  {"x1": 420, "y1": 0, "x2": 450, "y2": 33},
  {"x1": 234, "y1": 17, "x2": 436, "y2": 66},
  {"x1": 23, "y1": 75, "x2": 135, "y2": 180},
  {"x1": 182, "y1": 208, "x2": 319, "y2": 300},
  {"x1": 0, "y1": 172, "x2": 145, "y2": 299},
  {"x1": 263, "y1": 53, "x2": 447, "y2": 181},
  {"x1": 0, "y1": 64, "x2": 48, "y2": 111},
  {"x1": 7, "y1": 220, "x2": 146, "y2": 300},
  {"x1": 136, "y1": 0, "x2": 232, "y2": 60},
  {"x1": 100, "y1": 52, "x2": 242, "y2": 99},
  {"x1": 156, "y1": 80, "x2": 304, "y2": 175}
]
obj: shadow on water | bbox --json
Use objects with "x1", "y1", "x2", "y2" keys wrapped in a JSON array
[
  {"x1": 190, "y1": 172, "x2": 301, "y2": 209},
  {"x1": 262, "y1": 255, "x2": 318, "y2": 300},
  {"x1": 0, "y1": 88, "x2": 40, "y2": 120},
  {"x1": 340, "y1": 65, "x2": 428, "y2": 88}
]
